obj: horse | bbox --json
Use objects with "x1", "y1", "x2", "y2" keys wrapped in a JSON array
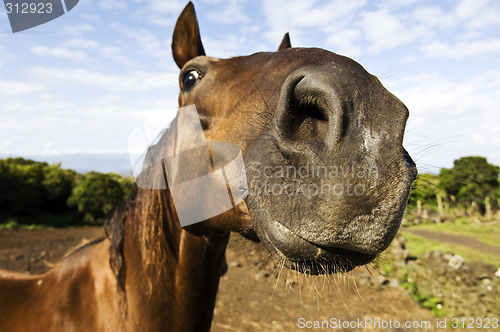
[{"x1": 0, "y1": 2, "x2": 417, "y2": 331}]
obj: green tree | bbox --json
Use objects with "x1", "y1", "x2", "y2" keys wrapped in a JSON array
[
  {"x1": 67, "y1": 172, "x2": 135, "y2": 225},
  {"x1": 0, "y1": 158, "x2": 47, "y2": 214},
  {"x1": 408, "y1": 173, "x2": 440, "y2": 208},
  {"x1": 41, "y1": 165, "x2": 80, "y2": 213},
  {"x1": 438, "y1": 156, "x2": 499, "y2": 213}
]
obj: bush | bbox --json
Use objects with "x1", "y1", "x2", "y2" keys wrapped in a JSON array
[
  {"x1": 0, "y1": 158, "x2": 136, "y2": 227},
  {"x1": 67, "y1": 172, "x2": 135, "y2": 225}
]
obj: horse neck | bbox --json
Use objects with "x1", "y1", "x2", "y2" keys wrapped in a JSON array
[
  {"x1": 122, "y1": 189, "x2": 229, "y2": 331},
  {"x1": 171, "y1": 228, "x2": 229, "y2": 330}
]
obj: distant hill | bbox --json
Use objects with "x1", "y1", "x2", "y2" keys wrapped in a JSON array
[{"x1": 1, "y1": 153, "x2": 132, "y2": 175}]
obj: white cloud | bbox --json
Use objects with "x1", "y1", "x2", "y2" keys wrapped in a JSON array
[
  {"x1": 100, "y1": 46, "x2": 139, "y2": 67},
  {"x1": 359, "y1": 10, "x2": 425, "y2": 53},
  {"x1": 0, "y1": 43, "x2": 15, "y2": 68},
  {"x1": 375, "y1": 0, "x2": 421, "y2": 10},
  {"x1": 129, "y1": 0, "x2": 185, "y2": 27},
  {"x1": 421, "y1": 39, "x2": 500, "y2": 59},
  {"x1": 325, "y1": 29, "x2": 362, "y2": 57},
  {"x1": 0, "y1": 139, "x2": 13, "y2": 151},
  {"x1": 0, "y1": 46, "x2": 5, "y2": 68},
  {"x1": 0, "y1": 69, "x2": 180, "y2": 156},
  {"x1": 31, "y1": 46, "x2": 86, "y2": 61},
  {"x1": 81, "y1": 13, "x2": 100, "y2": 23},
  {"x1": 411, "y1": 5, "x2": 455, "y2": 30},
  {"x1": 146, "y1": 0, "x2": 185, "y2": 14},
  {"x1": 203, "y1": 34, "x2": 248, "y2": 58},
  {"x1": 394, "y1": 74, "x2": 492, "y2": 116},
  {"x1": 0, "y1": 93, "x2": 179, "y2": 155},
  {"x1": 261, "y1": 0, "x2": 366, "y2": 47},
  {"x1": 58, "y1": 39, "x2": 138, "y2": 66},
  {"x1": 61, "y1": 24, "x2": 96, "y2": 38},
  {"x1": 118, "y1": 26, "x2": 170, "y2": 60},
  {"x1": 29, "y1": 66, "x2": 178, "y2": 91},
  {"x1": 61, "y1": 38, "x2": 100, "y2": 49},
  {"x1": 0, "y1": 79, "x2": 44, "y2": 95},
  {"x1": 455, "y1": 0, "x2": 500, "y2": 31},
  {"x1": 205, "y1": 0, "x2": 250, "y2": 24},
  {"x1": 260, "y1": 0, "x2": 500, "y2": 58},
  {"x1": 390, "y1": 73, "x2": 500, "y2": 168},
  {"x1": 145, "y1": 16, "x2": 175, "y2": 27},
  {"x1": 100, "y1": 0, "x2": 128, "y2": 10}
]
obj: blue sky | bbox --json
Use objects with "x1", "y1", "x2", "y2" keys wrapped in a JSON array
[{"x1": 1, "y1": 0, "x2": 500, "y2": 172}]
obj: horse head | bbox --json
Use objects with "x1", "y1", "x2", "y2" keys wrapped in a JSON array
[{"x1": 168, "y1": 2, "x2": 417, "y2": 275}]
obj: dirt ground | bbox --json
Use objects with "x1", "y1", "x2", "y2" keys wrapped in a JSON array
[{"x1": 0, "y1": 227, "x2": 440, "y2": 331}]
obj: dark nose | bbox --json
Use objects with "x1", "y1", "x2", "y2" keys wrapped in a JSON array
[
  {"x1": 275, "y1": 65, "x2": 410, "y2": 157},
  {"x1": 404, "y1": 148, "x2": 418, "y2": 180},
  {"x1": 276, "y1": 67, "x2": 347, "y2": 153}
]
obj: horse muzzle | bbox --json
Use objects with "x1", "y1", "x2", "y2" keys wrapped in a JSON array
[{"x1": 243, "y1": 61, "x2": 416, "y2": 274}]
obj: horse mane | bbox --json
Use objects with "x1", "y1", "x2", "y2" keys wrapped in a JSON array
[
  {"x1": 62, "y1": 237, "x2": 106, "y2": 259},
  {"x1": 103, "y1": 194, "x2": 133, "y2": 314},
  {"x1": 104, "y1": 125, "x2": 183, "y2": 307},
  {"x1": 130, "y1": 187, "x2": 181, "y2": 294}
]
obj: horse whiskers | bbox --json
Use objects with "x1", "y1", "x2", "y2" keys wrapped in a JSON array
[
  {"x1": 350, "y1": 270, "x2": 365, "y2": 303},
  {"x1": 270, "y1": 257, "x2": 286, "y2": 300}
]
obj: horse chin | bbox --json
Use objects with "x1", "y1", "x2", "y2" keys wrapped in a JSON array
[{"x1": 244, "y1": 196, "x2": 378, "y2": 275}]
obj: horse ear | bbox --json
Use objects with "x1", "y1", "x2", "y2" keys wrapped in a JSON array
[
  {"x1": 277, "y1": 33, "x2": 291, "y2": 51},
  {"x1": 172, "y1": 2, "x2": 206, "y2": 69}
]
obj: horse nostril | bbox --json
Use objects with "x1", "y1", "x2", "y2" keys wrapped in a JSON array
[
  {"x1": 284, "y1": 98, "x2": 330, "y2": 143},
  {"x1": 295, "y1": 99, "x2": 329, "y2": 123},
  {"x1": 276, "y1": 71, "x2": 345, "y2": 150}
]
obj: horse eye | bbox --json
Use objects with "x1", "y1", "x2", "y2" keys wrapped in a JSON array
[{"x1": 182, "y1": 70, "x2": 201, "y2": 90}]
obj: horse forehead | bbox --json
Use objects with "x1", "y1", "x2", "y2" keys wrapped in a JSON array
[
  {"x1": 202, "y1": 48, "x2": 348, "y2": 72},
  {"x1": 184, "y1": 48, "x2": 391, "y2": 113}
]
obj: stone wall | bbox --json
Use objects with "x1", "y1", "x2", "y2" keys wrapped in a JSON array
[{"x1": 388, "y1": 236, "x2": 500, "y2": 319}]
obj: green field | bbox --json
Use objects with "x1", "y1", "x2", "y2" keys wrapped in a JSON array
[
  {"x1": 401, "y1": 222, "x2": 500, "y2": 268},
  {"x1": 405, "y1": 222, "x2": 500, "y2": 246}
]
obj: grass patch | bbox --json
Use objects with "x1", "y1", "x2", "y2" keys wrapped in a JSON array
[
  {"x1": 0, "y1": 219, "x2": 51, "y2": 230},
  {"x1": 402, "y1": 232, "x2": 500, "y2": 268},
  {"x1": 374, "y1": 260, "x2": 446, "y2": 317},
  {"x1": 0, "y1": 212, "x2": 99, "y2": 229},
  {"x1": 400, "y1": 280, "x2": 445, "y2": 317}
]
